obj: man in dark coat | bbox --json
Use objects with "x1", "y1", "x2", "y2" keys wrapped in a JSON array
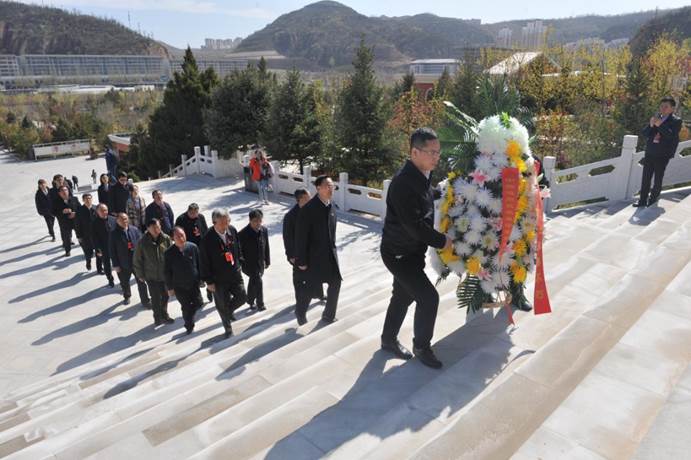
[
  {"x1": 634, "y1": 96, "x2": 683, "y2": 207},
  {"x1": 109, "y1": 212, "x2": 150, "y2": 306},
  {"x1": 165, "y1": 227, "x2": 204, "y2": 335},
  {"x1": 380, "y1": 128, "x2": 452, "y2": 369},
  {"x1": 92, "y1": 204, "x2": 116, "y2": 287},
  {"x1": 108, "y1": 172, "x2": 131, "y2": 215},
  {"x1": 75, "y1": 193, "x2": 98, "y2": 271},
  {"x1": 48, "y1": 174, "x2": 71, "y2": 207},
  {"x1": 146, "y1": 189, "x2": 175, "y2": 236},
  {"x1": 175, "y1": 203, "x2": 209, "y2": 246},
  {"x1": 294, "y1": 175, "x2": 341, "y2": 326},
  {"x1": 200, "y1": 208, "x2": 247, "y2": 338},
  {"x1": 52, "y1": 185, "x2": 80, "y2": 256},
  {"x1": 238, "y1": 209, "x2": 270, "y2": 312},
  {"x1": 35, "y1": 179, "x2": 55, "y2": 241}
]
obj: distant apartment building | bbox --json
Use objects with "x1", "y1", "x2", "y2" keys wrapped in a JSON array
[
  {"x1": 0, "y1": 54, "x2": 248, "y2": 90},
  {"x1": 201, "y1": 38, "x2": 242, "y2": 51},
  {"x1": 497, "y1": 28, "x2": 513, "y2": 48},
  {"x1": 521, "y1": 21, "x2": 547, "y2": 50}
]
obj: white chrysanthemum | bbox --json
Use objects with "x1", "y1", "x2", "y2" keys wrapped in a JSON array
[
  {"x1": 477, "y1": 115, "x2": 509, "y2": 155},
  {"x1": 492, "y1": 152, "x2": 509, "y2": 169},
  {"x1": 509, "y1": 226, "x2": 522, "y2": 242},
  {"x1": 429, "y1": 247, "x2": 445, "y2": 276},
  {"x1": 466, "y1": 205, "x2": 481, "y2": 219},
  {"x1": 497, "y1": 251, "x2": 513, "y2": 269},
  {"x1": 492, "y1": 269, "x2": 511, "y2": 289},
  {"x1": 471, "y1": 250, "x2": 489, "y2": 265},
  {"x1": 475, "y1": 188, "x2": 493, "y2": 209},
  {"x1": 480, "y1": 279, "x2": 497, "y2": 294},
  {"x1": 488, "y1": 197, "x2": 502, "y2": 215},
  {"x1": 458, "y1": 182, "x2": 478, "y2": 201},
  {"x1": 455, "y1": 216, "x2": 471, "y2": 233},
  {"x1": 469, "y1": 215, "x2": 486, "y2": 232},
  {"x1": 453, "y1": 177, "x2": 468, "y2": 193},
  {"x1": 448, "y1": 204, "x2": 465, "y2": 218},
  {"x1": 455, "y1": 241, "x2": 473, "y2": 257},
  {"x1": 485, "y1": 166, "x2": 501, "y2": 182},
  {"x1": 481, "y1": 233, "x2": 498, "y2": 250},
  {"x1": 474, "y1": 155, "x2": 493, "y2": 173},
  {"x1": 447, "y1": 260, "x2": 465, "y2": 274},
  {"x1": 465, "y1": 230, "x2": 482, "y2": 245}
]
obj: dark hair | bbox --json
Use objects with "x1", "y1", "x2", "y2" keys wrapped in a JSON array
[
  {"x1": 147, "y1": 218, "x2": 161, "y2": 227},
  {"x1": 82, "y1": 193, "x2": 92, "y2": 199},
  {"x1": 294, "y1": 187, "x2": 309, "y2": 201},
  {"x1": 314, "y1": 175, "x2": 331, "y2": 187},
  {"x1": 38, "y1": 179, "x2": 46, "y2": 186},
  {"x1": 660, "y1": 96, "x2": 676, "y2": 107},
  {"x1": 99, "y1": 173, "x2": 108, "y2": 183},
  {"x1": 117, "y1": 172, "x2": 127, "y2": 179},
  {"x1": 53, "y1": 174, "x2": 63, "y2": 181},
  {"x1": 410, "y1": 127, "x2": 438, "y2": 151},
  {"x1": 187, "y1": 203, "x2": 199, "y2": 210},
  {"x1": 58, "y1": 185, "x2": 69, "y2": 192},
  {"x1": 152, "y1": 189, "x2": 161, "y2": 198},
  {"x1": 249, "y1": 209, "x2": 263, "y2": 220}
]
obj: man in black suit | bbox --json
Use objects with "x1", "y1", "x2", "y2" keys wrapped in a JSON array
[
  {"x1": 108, "y1": 172, "x2": 131, "y2": 215},
  {"x1": 92, "y1": 204, "x2": 116, "y2": 287},
  {"x1": 238, "y1": 209, "x2": 271, "y2": 312},
  {"x1": 75, "y1": 193, "x2": 98, "y2": 271},
  {"x1": 145, "y1": 190, "x2": 175, "y2": 236},
  {"x1": 199, "y1": 208, "x2": 247, "y2": 338},
  {"x1": 294, "y1": 176, "x2": 341, "y2": 326},
  {"x1": 634, "y1": 96, "x2": 683, "y2": 208},
  {"x1": 52, "y1": 185, "x2": 80, "y2": 257},
  {"x1": 283, "y1": 188, "x2": 325, "y2": 302},
  {"x1": 380, "y1": 127, "x2": 453, "y2": 369},
  {"x1": 109, "y1": 213, "x2": 150, "y2": 306},
  {"x1": 175, "y1": 203, "x2": 212, "y2": 301},
  {"x1": 35, "y1": 179, "x2": 55, "y2": 241},
  {"x1": 165, "y1": 227, "x2": 204, "y2": 335}
]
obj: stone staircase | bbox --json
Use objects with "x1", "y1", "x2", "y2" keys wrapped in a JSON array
[{"x1": 1, "y1": 187, "x2": 690, "y2": 459}]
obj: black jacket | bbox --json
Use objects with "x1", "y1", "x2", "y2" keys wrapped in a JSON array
[
  {"x1": 643, "y1": 115, "x2": 682, "y2": 160},
  {"x1": 199, "y1": 226, "x2": 243, "y2": 286},
  {"x1": 164, "y1": 242, "x2": 201, "y2": 290},
  {"x1": 282, "y1": 204, "x2": 299, "y2": 261},
  {"x1": 52, "y1": 196, "x2": 80, "y2": 227},
  {"x1": 175, "y1": 213, "x2": 209, "y2": 246},
  {"x1": 295, "y1": 195, "x2": 341, "y2": 282},
  {"x1": 145, "y1": 201, "x2": 175, "y2": 235},
  {"x1": 92, "y1": 215, "x2": 116, "y2": 255},
  {"x1": 238, "y1": 224, "x2": 270, "y2": 276},
  {"x1": 382, "y1": 160, "x2": 446, "y2": 257},
  {"x1": 109, "y1": 224, "x2": 142, "y2": 271},
  {"x1": 97, "y1": 184, "x2": 110, "y2": 205},
  {"x1": 108, "y1": 182, "x2": 131, "y2": 214},
  {"x1": 75, "y1": 204, "x2": 97, "y2": 241},
  {"x1": 35, "y1": 189, "x2": 52, "y2": 216}
]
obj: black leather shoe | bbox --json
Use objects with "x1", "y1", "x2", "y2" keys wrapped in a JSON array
[
  {"x1": 295, "y1": 311, "x2": 307, "y2": 326},
  {"x1": 65, "y1": 251, "x2": 70, "y2": 257},
  {"x1": 86, "y1": 261, "x2": 92, "y2": 270},
  {"x1": 648, "y1": 196, "x2": 659, "y2": 206},
  {"x1": 154, "y1": 318, "x2": 163, "y2": 326},
  {"x1": 632, "y1": 200, "x2": 646, "y2": 208},
  {"x1": 321, "y1": 316, "x2": 338, "y2": 324},
  {"x1": 123, "y1": 297, "x2": 130, "y2": 305},
  {"x1": 51, "y1": 236, "x2": 56, "y2": 242},
  {"x1": 229, "y1": 313, "x2": 237, "y2": 321},
  {"x1": 142, "y1": 301, "x2": 152, "y2": 309},
  {"x1": 413, "y1": 346, "x2": 443, "y2": 369},
  {"x1": 163, "y1": 317, "x2": 175, "y2": 324},
  {"x1": 207, "y1": 290, "x2": 213, "y2": 302},
  {"x1": 257, "y1": 305, "x2": 266, "y2": 312},
  {"x1": 224, "y1": 325, "x2": 233, "y2": 338},
  {"x1": 381, "y1": 338, "x2": 413, "y2": 360},
  {"x1": 108, "y1": 278, "x2": 115, "y2": 288},
  {"x1": 185, "y1": 324, "x2": 194, "y2": 335}
]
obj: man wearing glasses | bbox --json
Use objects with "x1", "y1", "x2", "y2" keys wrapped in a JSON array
[{"x1": 380, "y1": 127, "x2": 453, "y2": 369}]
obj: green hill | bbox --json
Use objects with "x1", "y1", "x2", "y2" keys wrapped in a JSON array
[
  {"x1": 0, "y1": 1, "x2": 168, "y2": 56},
  {"x1": 629, "y1": 6, "x2": 691, "y2": 56}
]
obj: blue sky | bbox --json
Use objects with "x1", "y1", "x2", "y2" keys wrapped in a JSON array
[{"x1": 19, "y1": 0, "x2": 689, "y2": 48}]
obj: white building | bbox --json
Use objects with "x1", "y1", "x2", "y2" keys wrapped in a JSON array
[
  {"x1": 497, "y1": 28, "x2": 513, "y2": 48},
  {"x1": 521, "y1": 21, "x2": 547, "y2": 50}
]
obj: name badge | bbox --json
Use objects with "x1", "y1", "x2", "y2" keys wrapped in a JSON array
[
  {"x1": 224, "y1": 252, "x2": 234, "y2": 264},
  {"x1": 127, "y1": 241, "x2": 134, "y2": 250}
]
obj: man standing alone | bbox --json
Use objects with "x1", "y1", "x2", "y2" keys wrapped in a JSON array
[
  {"x1": 294, "y1": 176, "x2": 341, "y2": 326},
  {"x1": 634, "y1": 96, "x2": 683, "y2": 207},
  {"x1": 380, "y1": 128, "x2": 453, "y2": 369}
]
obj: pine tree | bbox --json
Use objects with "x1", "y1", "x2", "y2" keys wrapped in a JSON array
[
  {"x1": 434, "y1": 66, "x2": 452, "y2": 100},
  {"x1": 205, "y1": 65, "x2": 271, "y2": 156},
  {"x1": 450, "y1": 59, "x2": 480, "y2": 119},
  {"x1": 135, "y1": 47, "x2": 216, "y2": 177},
  {"x1": 333, "y1": 38, "x2": 393, "y2": 184},
  {"x1": 617, "y1": 58, "x2": 652, "y2": 146},
  {"x1": 391, "y1": 71, "x2": 416, "y2": 101}
]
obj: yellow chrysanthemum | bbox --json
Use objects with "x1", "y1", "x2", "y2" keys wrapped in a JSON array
[
  {"x1": 517, "y1": 195, "x2": 529, "y2": 214},
  {"x1": 518, "y1": 178, "x2": 527, "y2": 194},
  {"x1": 515, "y1": 158, "x2": 527, "y2": 173},
  {"x1": 510, "y1": 262, "x2": 527, "y2": 284},
  {"x1": 513, "y1": 239, "x2": 527, "y2": 257},
  {"x1": 440, "y1": 217, "x2": 450, "y2": 233},
  {"x1": 525, "y1": 230, "x2": 536, "y2": 242},
  {"x1": 439, "y1": 245, "x2": 460, "y2": 264},
  {"x1": 466, "y1": 256, "x2": 482, "y2": 275},
  {"x1": 506, "y1": 139, "x2": 521, "y2": 158},
  {"x1": 448, "y1": 171, "x2": 457, "y2": 180}
]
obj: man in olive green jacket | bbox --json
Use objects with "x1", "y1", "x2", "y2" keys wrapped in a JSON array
[{"x1": 134, "y1": 218, "x2": 174, "y2": 325}]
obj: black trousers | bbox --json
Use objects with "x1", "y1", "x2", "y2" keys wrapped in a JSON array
[
  {"x1": 175, "y1": 285, "x2": 203, "y2": 328},
  {"x1": 117, "y1": 268, "x2": 150, "y2": 302},
  {"x1": 58, "y1": 221, "x2": 74, "y2": 252},
  {"x1": 292, "y1": 265, "x2": 325, "y2": 305},
  {"x1": 639, "y1": 155, "x2": 670, "y2": 204},
  {"x1": 295, "y1": 269, "x2": 341, "y2": 321},
  {"x1": 213, "y1": 275, "x2": 247, "y2": 329},
  {"x1": 43, "y1": 215, "x2": 55, "y2": 237},
  {"x1": 246, "y1": 272, "x2": 264, "y2": 307},
  {"x1": 79, "y1": 239, "x2": 94, "y2": 264},
  {"x1": 146, "y1": 280, "x2": 169, "y2": 321},
  {"x1": 98, "y1": 251, "x2": 112, "y2": 281},
  {"x1": 381, "y1": 252, "x2": 440, "y2": 349}
]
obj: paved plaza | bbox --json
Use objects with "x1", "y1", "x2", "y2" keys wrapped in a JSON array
[{"x1": 0, "y1": 153, "x2": 689, "y2": 459}]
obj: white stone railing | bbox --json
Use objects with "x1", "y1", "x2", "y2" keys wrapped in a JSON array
[
  {"x1": 543, "y1": 135, "x2": 691, "y2": 212},
  {"x1": 163, "y1": 134, "x2": 691, "y2": 218}
]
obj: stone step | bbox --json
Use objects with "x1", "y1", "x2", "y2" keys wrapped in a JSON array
[{"x1": 406, "y1": 216, "x2": 691, "y2": 460}]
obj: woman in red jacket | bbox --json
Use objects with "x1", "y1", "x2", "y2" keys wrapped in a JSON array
[{"x1": 249, "y1": 149, "x2": 273, "y2": 206}]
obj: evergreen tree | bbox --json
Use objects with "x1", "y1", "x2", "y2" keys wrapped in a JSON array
[
  {"x1": 264, "y1": 69, "x2": 322, "y2": 172},
  {"x1": 450, "y1": 59, "x2": 480, "y2": 119},
  {"x1": 391, "y1": 71, "x2": 416, "y2": 101},
  {"x1": 434, "y1": 66, "x2": 452, "y2": 100},
  {"x1": 617, "y1": 58, "x2": 652, "y2": 145},
  {"x1": 135, "y1": 47, "x2": 216, "y2": 177},
  {"x1": 205, "y1": 65, "x2": 271, "y2": 156},
  {"x1": 333, "y1": 38, "x2": 393, "y2": 184}
]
